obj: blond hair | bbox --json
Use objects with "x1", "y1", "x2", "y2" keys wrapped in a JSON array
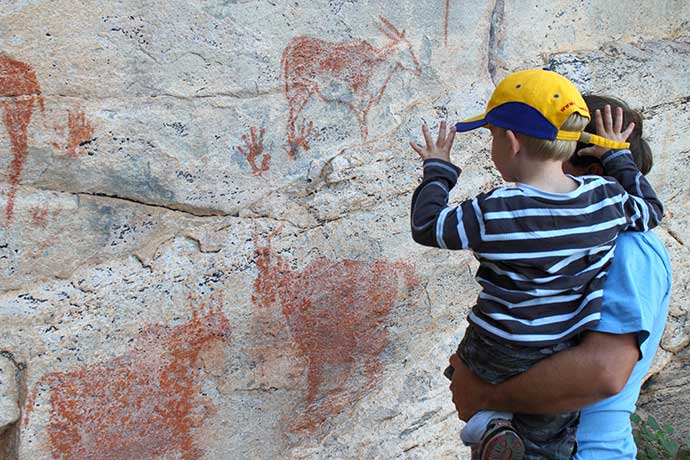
[{"x1": 519, "y1": 113, "x2": 590, "y2": 161}]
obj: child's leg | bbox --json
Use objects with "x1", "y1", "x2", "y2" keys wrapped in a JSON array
[
  {"x1": 455, "y1": 325, "x2": 522, "y2": 443},
  {"x1": 512, "y1": 412, "x2": 579, "y2": 460},
  {"x1": 460, "y1": 410, "x2": 513, "y2": 445},
  {"x1": 456, "y1": 323, "x2": 579, "y2": 460}
]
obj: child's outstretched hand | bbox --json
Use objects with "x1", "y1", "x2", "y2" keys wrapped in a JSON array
[
  {"x1": 578, "y1": 104, "x2": 635, "y2": 159},
  {"x1": 410, "y1": 120, "x2": 456, "y2": 163}
]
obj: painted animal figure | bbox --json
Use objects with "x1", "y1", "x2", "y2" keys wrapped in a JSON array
[
  {"x1": 252, "y1": 230, "x2": 418, "y2": 433},
  {"x1": 281, "y1": 16, "x2": 422, "y2": 158},
  {"x1": 0, "y1": 55, "x2": 43, "y2": 223},
  {"x1": 23, "y1": 294, "x2": 231, "y2": 460}
]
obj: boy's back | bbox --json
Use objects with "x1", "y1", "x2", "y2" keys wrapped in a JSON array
[{"x1": 412, "y1": 153, "x2": 662, "y2": 347}]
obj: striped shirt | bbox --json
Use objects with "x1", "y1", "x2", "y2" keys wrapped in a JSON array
[{"x1": 411, "y1": 150, "x2": 663, "y2": 346}]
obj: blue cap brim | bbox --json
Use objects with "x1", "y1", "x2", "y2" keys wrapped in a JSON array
[{"x1": 455, "y1": 117, "x2": 487, "y2": 133}]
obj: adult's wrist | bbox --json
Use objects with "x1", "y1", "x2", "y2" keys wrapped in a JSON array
[{"x1": 481, "y1": 382, "x2": 505, "y2": 412}]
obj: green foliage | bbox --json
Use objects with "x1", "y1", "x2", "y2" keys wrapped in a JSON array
[{"x1": 632, "y1": 413, "x2": 690, "y2": 460}]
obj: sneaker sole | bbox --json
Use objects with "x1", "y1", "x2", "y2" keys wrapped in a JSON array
[{"x1": 480, "y1": 428, "x2": 525, "y2": 460}]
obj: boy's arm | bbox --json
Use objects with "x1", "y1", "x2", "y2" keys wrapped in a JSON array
[
  {"x1": 578, "y1": 105, "x2": 663, "y2": 231},
  {"x1": 410, "y1": 159, "x2": 483, "y2": 250},
  {"x1": 449, "y1": 331, "x2": 639, "y2": 418},
  {"x1": 600, "y1": 150, "x2": 664, "y2": 231},
  {"x1": 409, "y1": 122, "x2": 483, "y2": 250}
]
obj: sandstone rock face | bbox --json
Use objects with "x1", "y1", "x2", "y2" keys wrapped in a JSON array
[
  {"x1": 0, "y1": 1, "x2": 688, "y2": 459},
  {"x1": 0, "y1": 355, "x2": 19, "y2": 433}
]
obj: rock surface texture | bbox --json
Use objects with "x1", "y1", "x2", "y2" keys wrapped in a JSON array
[{"x1": 0, "y1": 1, "x2": 689, "y2": 459}]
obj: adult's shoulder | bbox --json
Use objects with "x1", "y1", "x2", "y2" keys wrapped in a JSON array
[
  {"x1": 597, "y1": 231, "x2": 671, "y2": 343},
  {"x1": 615, "y1": 231, "x2": 671, "y2": 272}
]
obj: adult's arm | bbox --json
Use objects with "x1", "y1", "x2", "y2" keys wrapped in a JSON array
[{"x1": 449, "y1": 330, "x2": 639, "y2": 420}]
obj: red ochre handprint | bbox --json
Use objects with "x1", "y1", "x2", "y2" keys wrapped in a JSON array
[
  {"x1": 237, "y1": 126, "x2": 271, "y2": 176},
  {"x1": 29, "y1": 205, "x2": 49, "y2": 228},
  {"x1": 66, "y1": 110, "x2": 95, "y2": 157},
  {"x1": 287, "y1": 119, "x2": 314, "y2": 159},
  {"x1": 281, "y1": 16, "x2": 421, "y2": 158},
  {"x1": 252, "y1": 228, "x2": 418, "y2": 434},
  {"x1": 23, "y1": 292, "x2": 231, "y2": 460}
]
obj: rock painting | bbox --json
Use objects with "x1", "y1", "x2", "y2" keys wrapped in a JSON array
[
  {"x1": 236, "y1": 126, "x2": 271, "y2": 176},
  {"x1": 0, "y1": 55, "x2": 43, "y2": 224},
  {"x1": 52, "y1": 111, "x2": 96, "y2": 157},
  {"x1": 281, "y1": 16, "x2": 422, "y2": 158},
  {"x1": 29, "y1": 205, "x2": 48, "y2": 228},
  {"x1": 252, "y1": 230, "x2": 418, "y2": 433},
  {"x1": 65, "y1": 111, "x2": 95, "y2": 157},
  {"x1": 23, "y1": 293, "x2": 231, "y2": 460}
]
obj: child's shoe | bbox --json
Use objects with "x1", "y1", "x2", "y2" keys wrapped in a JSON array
[{"x1": 478, "y1": 419, "x2": 524, "y2": 460}]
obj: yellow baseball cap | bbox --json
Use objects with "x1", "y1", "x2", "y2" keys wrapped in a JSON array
[{"x1": 456, "y1": 69, "x2": 630, "y2": 150}]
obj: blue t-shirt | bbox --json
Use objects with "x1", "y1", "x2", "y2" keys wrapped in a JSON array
[{"x1": 575, "y1": 232, "x2": 672, "y2": 460}]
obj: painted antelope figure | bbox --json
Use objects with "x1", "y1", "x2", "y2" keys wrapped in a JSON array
[
  {"x1": 281, "y1": 16, "x2": 422, "y2": 158},
  {"x1": 252, "y1": 229, "x2": 418, "y2": 432},
  {"x1": 22, "y1": 293, "x2": 231, "y2": 460}
]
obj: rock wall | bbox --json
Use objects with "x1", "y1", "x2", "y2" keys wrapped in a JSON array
[{"x1": 0, "y1": 1, "x2": 688, "y2": 459}]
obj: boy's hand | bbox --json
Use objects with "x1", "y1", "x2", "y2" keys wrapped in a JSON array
[
  {"x1": 410, "y1": 120, "x2": 456, "y2": 163},
  {"x1": 578, "y1": 104, "x2": 635, "y2": 159}
]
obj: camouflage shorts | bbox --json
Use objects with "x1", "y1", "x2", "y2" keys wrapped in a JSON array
[{"x1": 457, "y1": 324, "x2": 580, "y2": 460}]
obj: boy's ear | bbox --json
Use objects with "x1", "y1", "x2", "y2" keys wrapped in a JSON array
[{"x1": 505, "y1": 129, "x2": 521, "y2": 156}]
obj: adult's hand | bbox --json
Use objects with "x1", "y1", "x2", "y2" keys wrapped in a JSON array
[
  {"x1": 448, "y1": 332, "x2": 639, "y2": 418},
  {"x1": 448, "y1": 353, "x2": 491, "y2": 421}
]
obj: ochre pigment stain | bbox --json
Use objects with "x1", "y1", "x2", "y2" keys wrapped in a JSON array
[
  {"x1": 66, "y1": 110, "x2": 95, "y2": 157},
  {"x1": 253, "y1": 234, "x2": 418, "y2": 433},
  {"x1": 0, "y1": 55, "x2": 42, "y2": 223},
  {"x1": 24, "y1": 295, "x2": 231, "y2": 460},
  {"x1": 29, "y1": 205, "x2": 48, "y2": 228},
  {"x1": 281, "y1": 16, "x2": 421, "y2": 157},
  {"x1": 237, "y1": 126, "x2": 271, "y2": 176}
]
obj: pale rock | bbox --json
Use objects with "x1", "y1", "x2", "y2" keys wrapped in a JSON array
[
  {"x1": 0, "y1": 1, "x2": 689, "y2": 459},
  {"x1": 0, "y1": 355, "x2": 19, "y2": 433}
]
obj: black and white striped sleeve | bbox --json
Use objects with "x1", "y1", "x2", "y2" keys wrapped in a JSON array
[
  {"x1": 601, "y1": 149, "x2": 664, "y2": 231},
  {"x1": 410, "y1": 159, "x2": 483, "y2": 250}
]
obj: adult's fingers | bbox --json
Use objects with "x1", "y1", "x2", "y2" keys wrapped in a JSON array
[
  {"x1": 577, "y1": 146, "x2": 596, "y2": 157},
  {"x1": 449, "y1": 353, "x2": 462, "y2": 368}
]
